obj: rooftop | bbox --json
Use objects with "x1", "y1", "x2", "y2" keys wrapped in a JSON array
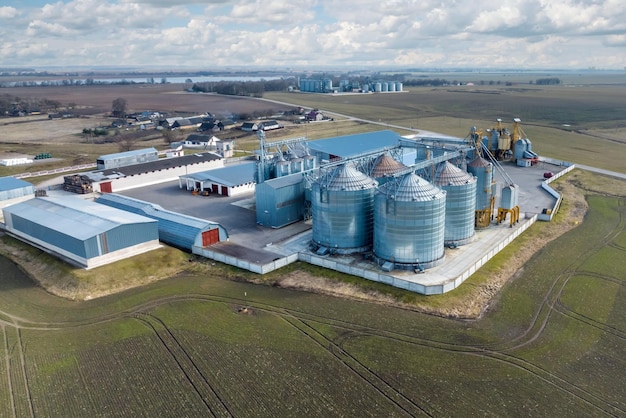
[
  {"x1": 97, "y1": 147, "x2": 158, "y2": 161},
  {"x1": 86, "y1": 152, "x2": 222, "y2": 181},
  {"x1": 182, "y1": 161, "x2": 256, "y2": 187},
  {"x1": 307, "y1": 130, "x2": 401, "y2": 159},
  {"x1": 4, "y1": 197, "x2": 156, "y2": 240},
  {"x1": 0, "y1": 176, "x2": 34, "y2": 191}
]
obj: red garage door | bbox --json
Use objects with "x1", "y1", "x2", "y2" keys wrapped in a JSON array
[
  {"x1": 100, "y1": 182, "x2": 113, "y2": 193},
  {"x1": 201, "y1": 229, "x2": 220, "y2": 246}
]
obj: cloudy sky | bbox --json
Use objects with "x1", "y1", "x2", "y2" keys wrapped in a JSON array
[{"x1": 1, "y1": 0, "x2": 625, "y2": 70}]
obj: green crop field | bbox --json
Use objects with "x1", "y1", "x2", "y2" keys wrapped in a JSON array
[{"x1": 0, "y1": 188, "x2": 624, "y2": 416}]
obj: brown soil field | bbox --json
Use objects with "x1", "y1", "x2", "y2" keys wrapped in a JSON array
[
  {"x1": 4, "y1": 84, "x2": 290, "y2": 116},
  {"x1": 1, "y1": 114, "x2": 111, "y2": 144}
]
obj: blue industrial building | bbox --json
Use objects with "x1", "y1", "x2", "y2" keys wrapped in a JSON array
[
  {"x1": 0, "y1": 176, "x2": 35, "y2": 202},
  {"x1": 255, "y1": 173, "x2": 306, "y2": 228},
  {"x1": 0, "y1": 176, "x2": 36, "y2": 223},
  {"x1": 2, "y1": 197, "x2": 160, "y2": 269},
  {"x1": 96, "y1": 193, "x2": 228, "y2": 250}
]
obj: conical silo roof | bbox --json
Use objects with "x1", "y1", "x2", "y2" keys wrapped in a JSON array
[
  {"x1": 319, "y1": 163, "x2": 376, "y2": 191},
  {"x1": 371, "y1": 154, "x2": 406, "y2": 178},
  {"x1": 379, "y1": 172, "x2": 445, "y2": 201},
  {"x1": 434, "y1": 161, "x2": 476, "y2": 186},
  {"x1": 468, "y1": 155, "x2": 490, "y2": 168}
]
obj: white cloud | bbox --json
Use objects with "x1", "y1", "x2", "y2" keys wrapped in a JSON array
[
  {"x1": 0, "y1": 6, "x2": 19, "y2": 19},
  {"x1": 26, "y1": 20, "x2": 74, "y2": 37},
  {"x1": 0, "y1": 0, "x2": 624, "y2": 68}
]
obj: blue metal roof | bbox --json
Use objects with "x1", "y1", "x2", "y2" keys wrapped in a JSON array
[
  {"x1": 96, "y1": 193, "x2": 228, "y2": 249},
  {"x1": 183, "y1": 161, "x2": 256, "y2": 187},
  {"x1": 260, "y1": 173, "x2": 305, "y2": 189},
  {"x1": 307, "y1": 130, "x2": 401, "y2": 159},
  {"x1": 97, "y1": 147, "x2": 158, "y2": 161},
  {"x1": 0, "y1": 176, "x2": 33, "y2": 191},
  {"x1": 4, "y1": 197, "x2": 156, "y2": 240}
]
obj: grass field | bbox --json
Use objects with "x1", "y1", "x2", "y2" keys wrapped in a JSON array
[
  {"x1": 1, "y1": 76, "x2": 625, "y2": 416},
  {"x1": 264, "y1": 86, "x2": 626, "y2": 173},
  {"x1": 0, "y1": 179, "x2": 624, "y2": 416}
]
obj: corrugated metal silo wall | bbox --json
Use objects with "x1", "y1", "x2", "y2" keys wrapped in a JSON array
[
  {"x1": 442, "y1": 181, "x2": 476, "y2": 242},
  {"x1": 468, "y1": 163, "x2": 493, "y2": 211},
  {"x1": 373, "y1": 193, "x2": 446, "y2": 265},
  {"x1": 312, "y1": 184, "x2": 375, "y2": 249},
  {"x1": 100, "y1": 222, "x2": 158, "y2": 255},
  {"x1": 9, "y1": 214, "x2": 87, "y2": 257}
]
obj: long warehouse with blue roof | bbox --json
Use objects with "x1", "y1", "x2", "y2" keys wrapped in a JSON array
[
  {"x1": 96, "y1": 193, "x2": 228, "y2": 249},
  {"x1": 2, "y1": 196, "x2": 160, "y2": 269}
]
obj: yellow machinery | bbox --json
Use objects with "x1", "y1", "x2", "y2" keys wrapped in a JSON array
[
  {"x1": 475, "y1": 195, "x2": 495, "y2": 228},
  {"x1": 497, "y1": 205, "x2": 520, "y2": 227},
  {"x1": 469, "y1": 118, "x2": 526, "y2": 161}
]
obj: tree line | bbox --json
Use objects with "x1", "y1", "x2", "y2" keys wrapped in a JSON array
[
  {"x1": 191, "y1": 78, "x2": 296, "y2": 97},
  {"x1": 0, "y1": 93, "x2": 65, "y2": 115},
  {"x1": 534, "y1": 77, "x2": 561, "y2": 85}
]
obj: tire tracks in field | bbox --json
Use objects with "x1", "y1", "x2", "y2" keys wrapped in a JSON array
[
  {"x1": 480, "y1": 197, "x2": 625, "y2": 353},
  {"x1": 278, "y1": 311, "x2": 433, "y2": 417},
  {"x1": 554, "y1": 298, "x2": 626, "y2": 341},
  {"x1": 1, "y1": 291, "x2": 624, "y2": 416},
  {"x1": 1, "y1": 323, "x2": 34, "y2": 418},
  {"x1": 131, "y1": 312, "x2": 232, "y2": 418},
  {"x1": 277, "y1": 305, "x2": 624, "y2": 417},
  {"x1": 1, "y1": 200, "x2": 623, "y2": 416},
  {"x1": 1, "y1": 325, "x2": 17, "y2": 418}
]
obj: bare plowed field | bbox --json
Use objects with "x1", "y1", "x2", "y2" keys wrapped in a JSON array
[
  {"x1": 5, "y1": 84, "x2": 288, "y2": 116},
  {"x1": 1, "y1": 115, "x2": 110, "y2": 144}
]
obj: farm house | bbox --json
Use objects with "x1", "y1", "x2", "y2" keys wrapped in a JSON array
[{"x1": 2, "y1": 197, "x2": 160, "y2": 269}]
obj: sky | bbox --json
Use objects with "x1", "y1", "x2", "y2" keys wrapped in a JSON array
[{"x1": 1, "y1": 0, "x2": 625, "y2": 70}]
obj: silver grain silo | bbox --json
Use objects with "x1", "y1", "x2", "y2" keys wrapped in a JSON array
[
  {"x1": 467, "y1": 156, "x2": 493, "y2": 211},
  {"x1": 374, "y1": 82, "x2": 382, "y2": 92},
  {"x1": 373, "y1": 172, "x2": 446, "y2": 270},
  {"x1": 395, "y1": 82, "x2": 403, "y2": 92},
  {"x1": 500, "y1": 184, "x2": 518, "y2": 210},
  {"x1": 514, "y1": 138, "x2": 528, "y2": 161},
  {"x1": 303, "y1": 154, "x2": 316, "y2": 171},
  {"x1": 467, "y1": 156, "x2": 494, "y2": 228},
  {"x1": 274, "y1": 155, "x2": 291, "y2": 177},
  {"x1": 311, "y1": 164, "x2": 378, "y2": 253},
  {"x1": 434, "y1": 162, "x2": 477, "y2": 246},
  {"x1": 290, "y1": 157, "x2": 304, "y2": 174}
]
